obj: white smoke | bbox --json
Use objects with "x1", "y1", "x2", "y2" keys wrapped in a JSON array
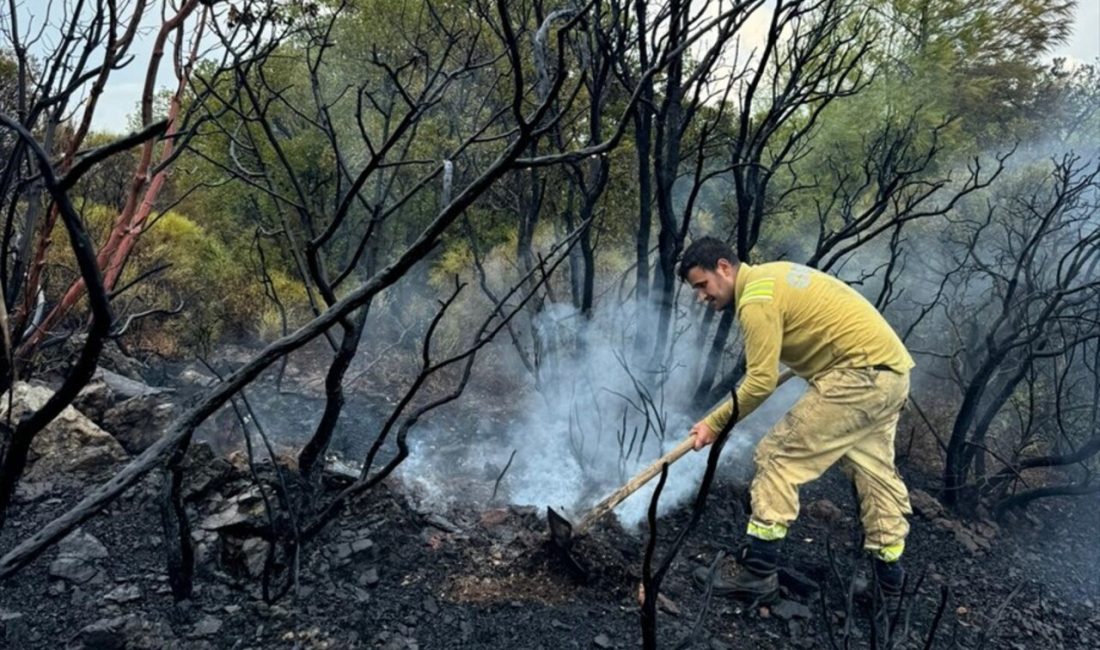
[{"x1": 396, "y1": 293, "x2": 805, "y2": 532}]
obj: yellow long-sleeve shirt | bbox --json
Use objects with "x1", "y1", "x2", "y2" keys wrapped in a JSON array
[{"x1": 703, "y1": 262, "x2": 915, "y2": 432}]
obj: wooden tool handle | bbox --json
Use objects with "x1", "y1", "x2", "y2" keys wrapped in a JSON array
[
  {"x1": 573, "y1": 368, "x2": 797, "y2": 535},
  {"x1": 575, "y1": 435, "x2": 696, "y2": 534}
]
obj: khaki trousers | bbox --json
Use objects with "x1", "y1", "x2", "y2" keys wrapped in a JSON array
[{"x1": 749, "y1": 367, "x2": 912, "y2": 551}]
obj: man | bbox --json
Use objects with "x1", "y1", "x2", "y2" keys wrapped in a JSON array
[{"x1": 679, "y1": 236, "x2": 914, "y2": 602}]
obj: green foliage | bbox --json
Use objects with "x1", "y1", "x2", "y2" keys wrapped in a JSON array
[
  {"x1": 117, "y1": 210, "x2": 307, "y2": 355},
  {"x1": 77, "y1": 0, "x2": 1095, "y2": 363},
  {"x1": 868, "y1": 0, "x2": 1075, "y2": 147}
]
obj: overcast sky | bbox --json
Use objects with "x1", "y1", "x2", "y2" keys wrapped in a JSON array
[{"x1": 69, "y1": 1, "x2": 1100, "y2": 133}]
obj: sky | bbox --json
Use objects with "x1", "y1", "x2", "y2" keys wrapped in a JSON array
[
  {"x1": 1066, "y1": 1, "x2": 1100, "y2": 66},
  {"x1": 9, "y1": 1, "x2": 1099, "y2": 133}
]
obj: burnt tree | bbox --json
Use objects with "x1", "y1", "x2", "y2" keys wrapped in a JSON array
[{"x1": 928, "y1": 155, "x2": 1100, "y2": 508}]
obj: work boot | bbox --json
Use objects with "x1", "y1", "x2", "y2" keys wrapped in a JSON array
[
  {"x1": 872, "y1": 558, "x2": 905, "y2": 597},
  {"x1": 693, "y1": 538, "x2": 780, "y2": 603}
]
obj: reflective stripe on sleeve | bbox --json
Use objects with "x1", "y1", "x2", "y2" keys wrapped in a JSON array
[{"x1": 739, "y1": 279, "x2": 775, "y2": 308}]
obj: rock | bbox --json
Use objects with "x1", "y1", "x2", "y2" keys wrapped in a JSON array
[
  {"x1": 99, "y1": 367, "x2": 171, "y2": 400},
  {"x1": 60, "y1": 336, "x2": 146, "y2": 382},
  {"x1": 74, "y1": 614, "x2": 177, "y2": 649},
  {"x1": 709, "y1": 640, "x2": 731, "y2": 650},
  {"x1": 178, "y1": 365, "x2": 217, "y2": 388},
  {"x1": 13, "y1": 480, "x2": 54, "y2": 504},
  {"x1": 772, "y1": 599, "x2": 813, "y2": 620},
  {"x1": 361, "y1": 567, "x2": 380, "y2": 587},
  {"x1": 656, "y1": 593, "x2": 680, "y2": 616},
  {"x1": 71, "y1": 586, "x2": 96, "y2": 607},
  {"x1": 0, "y1": 610, "x2": 26, "y2": 646},
  {"x1": 74, "y1": 368, "x2": 172, "y2": 423},
  {"x1": 191, "y1": 529, "x2": 218, "y2": 570},
  {"x1": 325, "y1": 458, "x2": 360, "y2": 481},
  {"x1": 190, "y1": 615, "x2": 223, "y2": 638},
  {"x1": 103, "y1": 584, "x2": 142, "y2": 603},
  {"x1": 909, "y1": 489, "x2": 945, "y2": 519},
  {"x1": 58, "y1": 530, "x2": 111, "y2": 560},
  {"x1": 74, "y1": 616, "x2": 127, "y2": 650},
  {"x1": 957, "y1": 531, "x2": 984, "y2": 554},
  {"x1": 2, "y1": 383, "x2": 128, "y2": 481},
  {"x1": 49, "y1": 530, "x2": 109, "y2": 585},
  {"x1": 787, "y1": 620, "x2": 803, "y2": 638},
  {"x1": 932, "y1": 517, "x2": 986, "y2": 554},
  {"x1": 426, "y1": 514, "x2": 461, "y2": 533},
  {"x1": 200, "y1": 486, "x2": 266, "y2": 530},
  {"x1": 333, "y1": 542, "x2": 354, "y2": 561},
  {"x1": 73, "y1": 376, "x2": 114, "y2": 423},
  {"x1": 50, "y1": 557, "x2": 100, "y2": 586},
  {"x1": 423, "y1": 596, "x2": 439, "y2": 615},
  {"x1": 102, "y1": 395, "x2": 178, "y2": 454},
  {"x1": 973, "y1": 519, "x2": 999, "y2": 541},
  {"x1": 181, "y1": 443, "x2": 235, "y2": 501},
  {"x1": 98, "y1": 340, "x2": 149, "y2": 381},
  {"x1": 593, "y1": 633, "x2": 614, "y2": 648},
  {"x1": 240, "y1": 537, "x2": 268, "y2": 578},
  {"x1": 352, "y1": 537, "x2": 374, "y2": 554},
  {"x1": 806, "y1": 499, "x2": 843, "y2": 524}
]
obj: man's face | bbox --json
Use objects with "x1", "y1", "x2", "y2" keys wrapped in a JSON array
[{"x1": 685, "y1": 259, "x2": 736, "y2": 311}]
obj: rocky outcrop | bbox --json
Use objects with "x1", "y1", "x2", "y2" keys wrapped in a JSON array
[
  {"x1": 0, "y1": 609, "x2": 26, "y2": 647},
  {"x1": 2, "y1": 382, "x2": 128, "y2": 481},
  {"x1": 73, "y1": 368, "x2": 178, "y2": 454},
  {"x1": 908, "y1": 488, "x2": 946, "y2": 519},
  {"x1": 101, "y1": 395, "x2": 178, "y2": 454},
  {"x1": 73, "y1": 367, "x2": 171, "y2": 420},
  {"x1": 48, "y1": 529, "x2": 110, "y2": 586},
  {"x1": 71, "y1": 613, "x2": 184, "y2": 650},
  {"x1": 194, "y1": 483, "x2": 273, "y2": 579},
  {"x1": 932, "y1": 516, "x2": 999, "y2": 555}
]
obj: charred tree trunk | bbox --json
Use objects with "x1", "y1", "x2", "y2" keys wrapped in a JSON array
[
  {"x1": 159, "y1": 435, "x2": 194, "y2": 601},
  {"x1": 517, "y1": 162, "x2": 545, "y2": 311},
  {"x1": 297, "y1": 304, "x2": 370, "y2": 491},
  {"x1": 649, "y1": 1, "x2": 687, "y2": 361},
  {"x1": 0, "y1": 117, "x2": 119, "y2": 529},
  {"x1": 632, "y1": 0, "x2": 654, "y2": 317}
]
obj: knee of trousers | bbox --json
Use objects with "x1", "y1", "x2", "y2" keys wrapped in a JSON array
[
  {"x1": 863, "y1": 522, "x2": 909, "y2": 554},
  {"x1": 858, "y1": 498, "x2": 910, "y2": 548},
  {"x1": 750, "y1": 460, "x2": 801, "y2": 527}
]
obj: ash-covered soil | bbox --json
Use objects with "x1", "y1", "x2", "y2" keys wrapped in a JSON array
[{"x1": 1, "y1": 446, "x2": 1098, "y2": 649}]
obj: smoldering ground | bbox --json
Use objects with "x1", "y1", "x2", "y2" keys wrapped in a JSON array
[{"x1": 392, "y1": 286, "x2": 806, "y2": 531}]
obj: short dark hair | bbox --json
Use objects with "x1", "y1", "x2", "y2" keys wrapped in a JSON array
[{"x1": 678, "y1": 236, "x2": 739, "y2": 281}]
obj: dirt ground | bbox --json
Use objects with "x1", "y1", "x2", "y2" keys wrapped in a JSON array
[{"x1": 1, "y1": 447, "x2": 1098, "y2": 650}]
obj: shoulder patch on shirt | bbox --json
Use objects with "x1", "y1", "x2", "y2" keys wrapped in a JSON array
[
  {"x1": 739, "y1": 277, "x2": 775, "y2": 308},
  {"x1": 786, "y1": 265, "x2": 812, "y2": 289}
]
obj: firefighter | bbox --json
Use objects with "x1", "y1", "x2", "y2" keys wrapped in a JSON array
[{"x1": 680, "y1": 236, "x2": 914, "y2": 601}]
